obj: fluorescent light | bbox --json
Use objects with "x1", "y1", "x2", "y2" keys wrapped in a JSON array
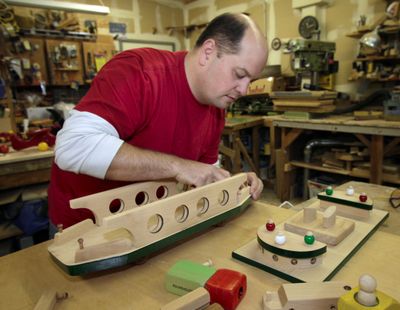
[{"x1": 4, "y1": 0, "x2": 110, "y2": 15}]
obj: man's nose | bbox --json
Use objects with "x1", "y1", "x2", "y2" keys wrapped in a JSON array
[{"x1": 236, "y1": 79, "x2": 250, "y2": 96}]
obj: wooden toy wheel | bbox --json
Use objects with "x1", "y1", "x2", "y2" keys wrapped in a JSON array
[{"x1": 390, "y1": 188, "x2": 400, "y2": 209}]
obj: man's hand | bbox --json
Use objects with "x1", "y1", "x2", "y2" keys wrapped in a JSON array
[
  {"x1": 246, "y1": 172, "x2": 263, "y2": 200},
  {"x1": 173, "y1": 160, "x2": 231, "y2": 187}
]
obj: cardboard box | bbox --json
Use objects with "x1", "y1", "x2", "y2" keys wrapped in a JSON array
[{"x1": 247, "y1": 77, "x2": 285, "y2": 95}]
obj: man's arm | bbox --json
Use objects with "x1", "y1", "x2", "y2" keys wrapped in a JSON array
[
  {"x1": 108, "y1": 145, "x2": 263, "y2": 198},
  {"x1": 106, "y1": 143, "x2": 230, "y2": 186},
  {"x1": 55, "y1": 110, "x2": 230, "y2": 187}
]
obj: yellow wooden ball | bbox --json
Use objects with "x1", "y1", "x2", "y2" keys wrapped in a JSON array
[{"x1": 37, "y1": 142, "x2": 49, "y2": 151}]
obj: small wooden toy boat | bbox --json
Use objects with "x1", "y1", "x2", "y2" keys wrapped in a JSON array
[
  {"x1": 48, "y1": 173, "x2": 251, "y2": 276},
  {"x1": 233, "y1": 186, "x2": 389, "y2": 283}
]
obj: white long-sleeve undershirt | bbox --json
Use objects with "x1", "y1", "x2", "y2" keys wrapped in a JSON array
[{"x1": 54, "y1": 110, "x2": 124, "y2": 179}]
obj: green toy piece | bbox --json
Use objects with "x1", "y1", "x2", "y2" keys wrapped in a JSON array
[{"x1": 165, "y1": 260, "x2": 216, "y2": 296}]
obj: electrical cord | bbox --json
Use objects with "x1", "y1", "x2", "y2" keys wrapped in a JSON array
[{"x1": 390, "y1": 188, "x2": 400, "y2": 209}]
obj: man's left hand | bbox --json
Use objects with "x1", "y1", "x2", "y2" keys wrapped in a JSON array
[{"x1": 246, "y1": 172, "x2": 264, "y2": 200}]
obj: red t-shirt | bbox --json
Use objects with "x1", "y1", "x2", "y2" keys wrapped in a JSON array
[{"x1": 48, "y1": 48, "x2": 225, "y2": 228}]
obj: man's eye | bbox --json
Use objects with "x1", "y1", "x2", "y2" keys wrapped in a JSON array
[{"x1": 235, "y1": 72, "x2": 245, "y2": 79}]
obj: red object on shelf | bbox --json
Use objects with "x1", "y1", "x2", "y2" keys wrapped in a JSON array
[
  {"x1": 205, "y1": 269, "x2": 247, "y2": 310},
  {"x1": 0, "y1": 144, "x2": 9, "y2": 154},
  {"x1": 10, "y1": 128, "x2": 56, "y2": 150},
  {"x1": 0, "y1": 132, "x2": 12, "y2": 143}
]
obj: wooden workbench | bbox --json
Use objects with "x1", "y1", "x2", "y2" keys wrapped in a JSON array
[
  {"x1": 0, "y1": 147, "x2": 53, "y2": 190},
  {"x1": 269, "y1": 115, "x2": 400, "y2": 201},
  {"x1": 220, "y1": 116, "x2": 264, "y2": 176},
  {"x1": 1, "y1": 187, "x2": 399, "y2": 309}
]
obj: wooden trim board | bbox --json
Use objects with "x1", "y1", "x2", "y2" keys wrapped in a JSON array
[
  {"x1": 318, "y1": 190, "x2": 373, "y2": 210},
  {"x1": 232, "y1": 208, "x2": 388, "y2": 283}
]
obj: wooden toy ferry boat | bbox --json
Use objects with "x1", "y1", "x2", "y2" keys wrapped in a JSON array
[{"x1": 48, "y1": 173, "x2": 251, "y2": 276}]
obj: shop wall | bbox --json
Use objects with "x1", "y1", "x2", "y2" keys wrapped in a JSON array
[{"x1": 11, "y1": 0, "x2": 185, "y2": 51}]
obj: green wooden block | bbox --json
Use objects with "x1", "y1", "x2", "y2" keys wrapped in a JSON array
[{"x1": 165, "y1": 260, "x2": 216, "y2": 296}]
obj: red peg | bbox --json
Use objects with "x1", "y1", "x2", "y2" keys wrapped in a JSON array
[
  {"x1": 266, "y1": 219, "x2": 275, "y2": 232},
  {"x1": 359, "y1": 192, "x2": 367, "y2": 202}
]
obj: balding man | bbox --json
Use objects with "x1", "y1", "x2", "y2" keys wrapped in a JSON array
[{"x1": 49, "y1": 12, "x2": 268, "y2": 229}]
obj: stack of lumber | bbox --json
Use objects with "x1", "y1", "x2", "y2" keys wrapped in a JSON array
[
  {"x1": 271, "y1": 91, "x2": 337, "y2": 113},
  {"x1": 318, "y1": 146, "x2": 368, "y2": 170}
]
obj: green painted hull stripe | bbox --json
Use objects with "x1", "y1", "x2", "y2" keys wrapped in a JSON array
[
  {"x1": 233, "y1": 212, "x2": 389, "y2": 283},
  {"x1": 317, "y1": 194, "x2": 372, "y2": 210},
  {"x1": 257, "y1": 236, "x2": 327, "y2": 258},
  {"x1": 231, "y1": 251, "x2": 305, "y2": 283},
  {"x1": 51, "y1": 198, "x2": 251, "y2": 276}
]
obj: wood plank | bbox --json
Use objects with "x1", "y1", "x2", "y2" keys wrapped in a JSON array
[
  {"x1": 0, "y1": 157, "x2": 53, "y2": 176},
  {"x1": 218, "y1": 144, "x2": 235, "y2": 159},
  {"x1": 252, "y1": 124, "x2": 260, "y2": 174},
  {"x1": 384, "y1": 137, "x2": 400, "y2": 155},
  {"x1": 275, "y1": 149, "x2": 292, "y2": 201},
  {"x1": 370, "y1": 135, "x2": 384, "y2": 184},
  {"x1": 0, "y1": 147, "x2": 53, "y2": 165},
  {"x1": 273, "y1": 105, "x2": 336, "y2": 113},
  {"x1": 282, "y1": 128, "x2": 302, "y2": 150},
  {"x1": 236, "y1": 138, "x2": 257, "y2": 173},
  {"x1": 354, "y1": 134, "x2": 370, "y2": 148},
  {"x1": 263, "y1": 281, "x2": 349, "y2": 310},
  {"x1": 290, "y1": 161, "x2": 351, "y2": 175},
  {"x1": 0, "y1": 169, "x2": 51, "y2": 190},
  {"x1": 273, "y1": 99, "x2": 334, "y2": 107}
]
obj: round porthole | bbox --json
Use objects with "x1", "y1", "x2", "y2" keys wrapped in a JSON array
[
  {"x1": 147, "y1": 214, "x2": 163, "y2": 233},
  {"x1": 156, "y1": 186, "x2": 168, "y2": 199},
  {"x1": 196, "y1": 197, "x2": 209, "y2": 216},
  {"x1": 135, "y1": 191, "x2": 149, "y2": 206},
  {"x1": 109, "y1": 198, "x2": 124, "y2": 214},
  {"x1": 175, "y1": 205, "x2": 189, "y2": 223},
  {"x1": 218, "y1": 190, "x2": 229, "y2": 206}
]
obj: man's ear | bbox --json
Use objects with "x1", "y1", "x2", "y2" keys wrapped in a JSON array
[{"x1": 199, "y1": 39, "x2": 217, "y2": 66}]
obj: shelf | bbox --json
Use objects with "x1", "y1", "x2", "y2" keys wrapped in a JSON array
[
  {"x1": 354, "y1": 56, "x2": 400, "y2": 61},
  {"x1": 348, "y1": 77, "x2": 400, "y2": 82},
  {"x1": 290, "y1": 160, "x2": 400, "y2": 185},
  {"x1": 290, "y1": 160, "x2": 351, "y2": 175},
  {"x1": 55, "y1": 68, "x2": 80, "y2": 71},
  {"x1": 19, "y1": 28, "x2": 96, "y2": 41}
]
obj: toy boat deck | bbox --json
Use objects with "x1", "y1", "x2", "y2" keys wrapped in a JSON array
[{"x1": 49, "y1": 173, "x2": 251, "y2": 276}]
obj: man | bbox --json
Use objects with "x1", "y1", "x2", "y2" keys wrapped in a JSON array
[{"x1": 48, "y1": 12, "x2": 268, "y2": 229}]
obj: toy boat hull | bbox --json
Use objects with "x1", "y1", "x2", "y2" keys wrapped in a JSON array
[
  {"x1": 50, "y1": 199, "x2": 250, "y2": 276},
  {"x1": 49, "y1": 173, "x2": 251, "y2": 276}
]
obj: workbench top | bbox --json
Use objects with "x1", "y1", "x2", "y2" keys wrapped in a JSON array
[
  {"x1": 265, "y1": 115, "x2": 400, "y2": 136},
  {"x1": 0, "y1": 147, "x2": 53, "y2": 165},
  {"x1": 1, "y1": 189, "x2": 399, "y2": 309},
  {"x1": 0, "y1": 147, "x2": 54, "y2": 190}
]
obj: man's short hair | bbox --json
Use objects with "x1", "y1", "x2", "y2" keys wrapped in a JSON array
[{"x1": 194, "y1": 13, "x2": 249, "y2": 56}]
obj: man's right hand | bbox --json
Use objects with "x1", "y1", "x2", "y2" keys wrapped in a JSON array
[{"x1": 173, "y1": 160, "x2": 231, "y2": 188}]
